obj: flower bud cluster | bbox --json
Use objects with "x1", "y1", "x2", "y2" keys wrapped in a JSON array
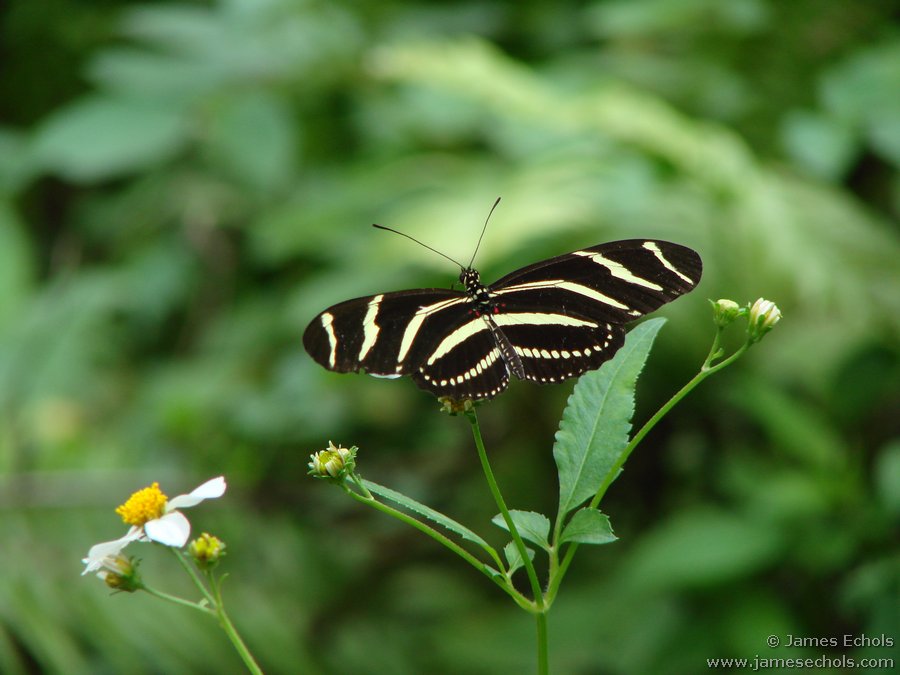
[{"x1": 710, "y1": 297, "x2": 781, "y2": 343}]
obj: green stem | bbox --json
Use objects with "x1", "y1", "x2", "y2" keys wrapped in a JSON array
[
  {"x1": 350, "y1": 473, "x2": 510, "y2": 577},
  {"x1": 466, "y1": 410, "x2": 544, "y2": 607},
  {"x1": 465, "y1": 410, "x2": 550, "y2": 675},
  {"x1": 536, "y1": 612, "x2": 549, "y2": 675},
  {"x1": 141, "y1": 585, "x2": 216, "y2": 615},
  {"x1": 546, "y1": 334, "x2": 750, "y2": 604},
  {"x1": 170, "y1": 548, "x2": 264, "y2": 674},
  {"x1": 344, "y1": 478, "x2": 534, "y2": 611},
  {"x1": 589, "y1": 340, "x2": 747, "y2": 513},
  {"x1": 209, "y1": 573, "x2": 265, "y2": 675},
  {"x1": 171, "y1": 547, "x2": 216, "y2": 605}
]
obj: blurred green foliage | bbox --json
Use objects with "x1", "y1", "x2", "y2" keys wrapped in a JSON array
[{"x1": 1, "y1": 0, "x2": 898, "y2": 673}]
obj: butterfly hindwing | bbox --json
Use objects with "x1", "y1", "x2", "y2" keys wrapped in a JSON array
[
  {"x1": 496, "y1": 315, "x2": 626, "y2": 385},
  {"x1": 412, "y1": 315, "x2": 510, "y2": 399}
]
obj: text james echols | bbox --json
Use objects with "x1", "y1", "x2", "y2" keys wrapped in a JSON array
[{"x1": 786, "y1": 634, "x2": 893, "y2": 648}]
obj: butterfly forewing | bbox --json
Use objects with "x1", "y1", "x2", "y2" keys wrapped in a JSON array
[
  {"x1": 304, "y1": 238, "x2": 702, "y2": 400},
  {"x1": 490, "y1": 240, "x2": 702, "y2": 325},
  {"x1": 303, "y1": 289, "x2": 467, "y2": 376}
]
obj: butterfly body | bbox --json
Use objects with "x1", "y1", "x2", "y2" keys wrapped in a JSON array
[{"x1": 304, "y1": 239, "x2": 702, "y2": 400}]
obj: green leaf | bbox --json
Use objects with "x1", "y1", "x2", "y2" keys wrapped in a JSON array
[
  {"x1": 875, "y1": 440, "x2": 900, "y2": 516},
  {"x1": 491, "y1": 510, "x2": 551, "y2": 551},
  {"x1": 207, "y1": 92, "x2": 297, "y2": 192},
  {"x1": 31, "y1": 96, "x2": 188, "y2": 182},
  {"x1": 554, "y1": 318, "x2": 665, "y2": 516},
  {"x1": 622, "y1": 507, "x2": 782, "y2": 589},
  {"x1": 361, "y1": 479, "x2": 492, "y2": 552},
  {"x1": 503, "y1": 541, "x2": 535, "y2": 576},
  {"x1": 560, "y1": 508, "x2": 618, "y2": 545},
  {"x1": 87, "y1": 48, "x2": 227, "y2": 100},
  {"x1": 0, "y1": 129, "x2": 36, "y2": 191},
  {"x1": 0, "y1": 201, "x2": 34, "y2": 335},
  {"x1": 781, "y1": 110, "x2": 858, "y2": 180},
  {"x1": 729, "y1": 376, "x2": 844, "y2": 470}
]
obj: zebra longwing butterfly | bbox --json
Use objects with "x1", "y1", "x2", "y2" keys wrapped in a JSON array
[{"x1": 304, "y1": 237, "x2": 701, "y2": 401}]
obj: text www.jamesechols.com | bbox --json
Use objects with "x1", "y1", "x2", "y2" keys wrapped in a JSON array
[{"x1": 706, "y1": 634, "x2": 895, "y2": 670}]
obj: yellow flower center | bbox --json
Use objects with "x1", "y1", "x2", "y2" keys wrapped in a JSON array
[{"x1": 115, "y1": 482, "x2": 168, "y2": 526}]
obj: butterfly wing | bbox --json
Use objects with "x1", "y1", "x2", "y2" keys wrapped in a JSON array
[
  {"x1": 491, "y1": 239, "x2": 702, "y2": 323},
  {"x1": 491, "y1": 312, "x2": 625, "y2": 385},
  {"x1": 304, "y1": 287, "x2": 513, "y2": 399},
  {"x1": 304, "y1": 289, "x2": 467, "y2": 376},
  {"x1": 489, "y1": 240, "x2": 701, "y2": 384},
  {"x1": 410, "y1": 313, "x2": 512, "y2": 400},
  {"x1": 304, "y1": 239, "x2": 702, "y2": 399}
]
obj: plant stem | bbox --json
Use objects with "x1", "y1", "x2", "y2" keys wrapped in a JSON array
[
  {"x1": 547, "y1": 333, "x2": 749, "y2": 603},
  {"x1": 536, "y1": 612, "x2": 549, "y2": 675},
  {"x1": 141, "y1": 585, "x2": 216, "y2": 615},
  {"x1": 170, "y1": 548, "x2": 264, "y2": 674},
  {"x1": 209, "y1": 573, "x2": 265, "y2": 675},
  {"x1": 466, "y1": 410, "x2": 544, "y2": 605},
  {"x1": 465, "y1": 410, "x2": 549, "y2": 675},
  {"x1": 353, "y1": 474, "x2": 510, "y2": 575},
  {"x1": 343, "y1": 480, "x2": 533, "y2": 610},
  {"x1": 171, "y1": 546, "x2": 216, "y2": 605}
]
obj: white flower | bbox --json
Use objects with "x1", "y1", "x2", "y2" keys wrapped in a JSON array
[
  {"x1": 82, "y1": 476, "x2": 226, "y2": 575},
  {"x1": 748, "y1": 298, "x2": 782, "y2": 342}
]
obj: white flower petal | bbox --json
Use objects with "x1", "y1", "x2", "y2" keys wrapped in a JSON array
[
  {"x1": 82, "y1": 527, "x2": 142, "y2": 574},
  {"x1": 166, "y1": 476, "x2": 226, "y2": 511},
  {"x1": 144, "y1": 511, "x2": 191, "y2": 547}
]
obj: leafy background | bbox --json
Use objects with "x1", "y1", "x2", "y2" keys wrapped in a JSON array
[{"x1": 1, "y1": 0, "x2": 898, "y2": 673}]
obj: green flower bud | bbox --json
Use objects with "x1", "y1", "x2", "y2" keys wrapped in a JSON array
[
  {"x1": 710, "y1": 298, "x2": 742, "y2": 327},
  {"x1": 308, "y1": 441, "x2": 357, "y2": 480},
  {"x1": 438, "y1": 396, "x2": 475, "y2": 416},
  {"x1": 189, "y1": 532, "x2": 226, "y2": 569},
  {"x1": 747, "y1": 298, "x2": 782, "y2": 343},
  {"x1": 95, "y1": 554, "x2": 142, "y2": 592}
]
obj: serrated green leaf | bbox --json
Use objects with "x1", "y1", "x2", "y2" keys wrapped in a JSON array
[
  {"x1": 484, "y1": 565, "x2": 503, "y2": 581},
  {"x1": 560, "y1": 507, "x2": 618, "y2": 545},
  {"x1": 491, "y1": 510, "x2": 551, "y2": 551},
  {"x1": 362, "y1": 479, "x2": 491, "y2": 552},
  {"x1": 503, "y1": 541, "x2": 535, "y2": 576},
  {"x1": 554, "y1": 318, "x2": 665, "y2": 516}
]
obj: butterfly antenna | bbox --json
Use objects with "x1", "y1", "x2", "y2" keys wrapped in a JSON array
[
  {"x1": 467, "y1": 197, "x2": 501, "y2": 269},
  {"x1": 372, "y1": 224, "x2": 465, "y2": 269}
]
